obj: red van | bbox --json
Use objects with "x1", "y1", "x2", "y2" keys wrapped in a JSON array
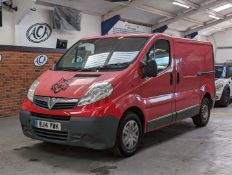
[{"x1": 20, "y1": 34, "x2": 215, "y2": 157}]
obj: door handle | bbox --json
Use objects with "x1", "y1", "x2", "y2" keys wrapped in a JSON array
[
  {"x1": 170, "y1": 72, "x2": 173, "y2": 85},
  {"x1": 177, "y1": 72, "x2": 180, "y2": 84}
]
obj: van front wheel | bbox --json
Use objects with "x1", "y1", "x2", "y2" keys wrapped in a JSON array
[
  {"x1": 112, "y1": 112, "x2": 142, "y2": 157},
  {"x1": 192, "y1": 98, "x2": 210, "y2": 127}
]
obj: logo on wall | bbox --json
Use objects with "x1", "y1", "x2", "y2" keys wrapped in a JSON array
[
  {"x1": 51, "y1": 78, "x2": 71, "y2": 94},
  {"x1": 34, "y1": 55, "x2": 48, "y2": 66},
  {"x1": 26, "y1": 23, "x2": 52, "y2": 43}
]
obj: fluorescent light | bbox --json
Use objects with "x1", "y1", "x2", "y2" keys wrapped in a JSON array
[
  {"x1": 172, "y1": 1, "x2": 190, "y2": 9},
  {"x1": 213, "y1": 3, "x2": 232, "y2": 12},
  {"x1": 209, "y1": 14, "x2": 220, "y2": 20}
]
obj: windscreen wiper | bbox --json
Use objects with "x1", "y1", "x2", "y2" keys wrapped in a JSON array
[
  {"x1": 99, "y1": 62, "x2": 131, "y2": 69},
  {"x1": 58, "y1": 67, "x2": 99, "y2": 72},
  {"x1": 77, "y1": 63, "x2": 131, "y2": 72},
  {"x1": 57, "y1": 67, "x2": 82, "y2": 71},
  {"x1": 80, "y1": 67, "x2": 100, "y2": 72}
]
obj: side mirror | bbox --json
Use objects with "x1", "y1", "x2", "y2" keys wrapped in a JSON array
[{"x1": 141, "y1": 59, "x2": 158, "y2": 78}]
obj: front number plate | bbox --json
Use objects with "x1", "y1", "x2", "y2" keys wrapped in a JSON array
[{"x1": 34, "y1": 120, "x2": 61, "y2": 131}]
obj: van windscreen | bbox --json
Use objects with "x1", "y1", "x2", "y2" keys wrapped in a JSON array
[{"x1": 55, "y1": 37, "x2": 148, "y2": 71}]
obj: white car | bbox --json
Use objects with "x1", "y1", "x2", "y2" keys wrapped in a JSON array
[{"x1": 215, "y1": 63, "x2": 232, "y2": 107}]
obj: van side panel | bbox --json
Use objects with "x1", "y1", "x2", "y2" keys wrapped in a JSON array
[
  {"x1": 198, "y1": 45, "x2": 215, "y2": 101},
  {"x1": 174, "y1": 41, "x2": 214, "y2": 120}
]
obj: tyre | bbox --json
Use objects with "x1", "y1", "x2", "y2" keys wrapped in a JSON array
[
  {"x1": 192, "y1": 98, "x2": 210, "y2": 127},
  {"x1": 216, "y1": 88, "x2": 230, "y2": 107},
  {"x1": 112, "y1": 112, "x2": 142, "y2": 157}
]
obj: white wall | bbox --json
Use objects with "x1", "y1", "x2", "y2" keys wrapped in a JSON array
[
  {"x1": 108, "y1": 21, "x2": 185, "y2": 38},
  {"x1": 15, "y1": 7, "x2": 101, "y2": 48},
  {"x1": 195, "y1": 35, "x2": 208, "y2": 42},
  {"x1": 209, "y1": 28, "x2": 232, "y2": 63},
  {"x1": 0, "y1": 9, "x2": 15, "y2": 45},
  {"x1": 0, "y1": 4, "x2": 209, "y2": 49},
  {"x1": 108, "y1": 21, "x2": 151, "y2": 35},
  {"x1": 164, "y1": 29, "x2": 182, "y2": 37},
  {"x1": 0, "y1": 6, "x2": 101, "y2": 48}
]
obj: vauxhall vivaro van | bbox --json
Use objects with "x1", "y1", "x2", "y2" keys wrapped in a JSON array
[{"x1": 20, "y1": 34, "x2": 215, "y2": 157}]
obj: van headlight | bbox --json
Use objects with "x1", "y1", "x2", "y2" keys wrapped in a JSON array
[
  {"x1": 78, "y1": 82, "x2": 113, "y2": 106},
  {"x1": 216, "y1": 83, "x2": 223, "y2": 91},
  {"x1": 27, "y1": 80, "x2": 39, "y2": 102}
]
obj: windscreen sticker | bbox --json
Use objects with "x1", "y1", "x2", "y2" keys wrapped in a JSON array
[{"x1": 51, "y1": 77, "x2": 72, "y2": 94}]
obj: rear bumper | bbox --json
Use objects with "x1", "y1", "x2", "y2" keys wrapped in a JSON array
[{"x1": 19, "y1": 110, "x2": 119, "y2": 150}]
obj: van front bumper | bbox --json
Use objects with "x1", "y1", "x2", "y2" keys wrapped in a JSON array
[{"x1": 19, "y1": 110, "x2": 119, "y2": 150}]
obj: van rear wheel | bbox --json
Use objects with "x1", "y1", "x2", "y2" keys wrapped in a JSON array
[
  {"x1": 192, "y1": 98, "x2": 210, "y2": 127},
  {"x1": 112, "y1": 112, "x2": 142, "y2": 157}
]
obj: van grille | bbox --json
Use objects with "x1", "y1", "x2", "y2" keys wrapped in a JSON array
[
  {"x1": 31, "y1": 112, "x2": 71, "y2": 121},
  {"x1": 33, "y1": 127, "x2": 68, "y2": 141},
  {"x1": 33, "y1": 96, "x2": 78, "y2": 110}
]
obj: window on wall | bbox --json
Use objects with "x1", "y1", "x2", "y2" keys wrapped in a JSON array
[{"x1": 144, "y1": 39, "x2": 170, "y2": 73}]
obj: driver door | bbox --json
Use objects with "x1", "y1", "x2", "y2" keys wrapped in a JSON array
[{"x1": 140, "y1": 37, "x2": 175, "y2": 131}]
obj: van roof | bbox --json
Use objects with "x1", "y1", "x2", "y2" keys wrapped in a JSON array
[
  {"x1": 82, "y1": 33, "x2": 212, "y2": 46},
  {"x1": 82, "y1": 33, "x2": 153, "y2": 40}
]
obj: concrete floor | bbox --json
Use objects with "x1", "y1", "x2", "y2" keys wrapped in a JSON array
[{"x1": 1, "y1": 106, "x2": 232, "y2": 175}]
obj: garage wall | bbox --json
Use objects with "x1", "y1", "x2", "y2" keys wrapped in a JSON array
[
  {"x1": 209, "y1": 28, "x2": 232, "y2": 63},
  {"x1": 0, "y1": 6, "x2": 102, "y2": 118},
  {"x1": 107, "y1": 20, "x2": 184, "y2": 38},
  {"x1": 164, "y1": 29, "x2": 182, "y2": 37},
  {"x1": 0, "y1": 9, "x2": 15, "y2": 45},
  {"x1": 108, "y1": 20, "x2": 152, "y2": 34},
  {"x1": 0, "y1": 6, "x2": 101, "y2": 48},
  {"x1": 0, "y1": 47, "x2": 65, "y2": 117},
  {"x1": 15, "y1": 7, "x2": 101, "y2": 48},
  {"x1": 0, "y1": 6, "x2": 196, "y2": 49}
]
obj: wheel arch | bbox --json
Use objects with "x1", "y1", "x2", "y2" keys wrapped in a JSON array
[
  {"x1": 122, "y1": 106, "x2": 145, "y2": 133},
  {"x1": 223, "y1": 84, "x2": 230, "y2": 92},
  {"x1": 203, "y1": 92, "x2": 213, "y2": 109}
]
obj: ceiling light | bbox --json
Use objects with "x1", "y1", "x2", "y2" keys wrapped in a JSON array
[
  {"x1": 209, "y1": 14, "x2": 220, "y2": 20},
  {"x1": 172, "y1": 1, "x2": 190, "y2": 9},
  {"x1": 213, "y1": 3, "x2": 232, "y2": 12}
]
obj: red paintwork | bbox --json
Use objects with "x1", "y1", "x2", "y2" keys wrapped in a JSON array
[{"x1": 21, "y1": 34, "x2": 215, "y2": 133}]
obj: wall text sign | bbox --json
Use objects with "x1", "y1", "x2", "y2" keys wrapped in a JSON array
[{"x1": 26, "y1": 23, "x2": 52, "y2": 43}]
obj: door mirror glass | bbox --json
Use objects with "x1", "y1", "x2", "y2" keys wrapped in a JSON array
[{"x1": 141, "y1": 59, "x2": 158, "y2": 78}]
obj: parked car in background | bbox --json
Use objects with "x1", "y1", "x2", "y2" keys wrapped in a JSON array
[
  {"x1": 215, "y1": 62, "x2": 232, "y2": 107},
  {"x1": 20, "y1": 34, "x2": 215, "y2": 157}
]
